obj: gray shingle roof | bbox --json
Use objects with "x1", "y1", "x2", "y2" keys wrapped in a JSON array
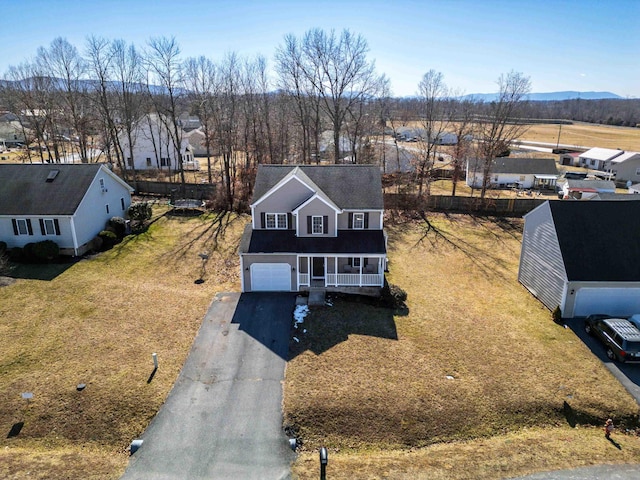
[
  {"x1": 239, "y1": 225, "x2": 387, "y2": 255},
  {"x1": 491, "y1": 158, "x2": 558, "y2": 175},
  {"x1": 0, "y1": 163, "x2": 103, "y2": 215},
  {"x1": 549, "y1": 201, "x2": 640, "y2": 281},
  {"x1": 252, "y1": 164, "x2": 384, "y2": 210}
]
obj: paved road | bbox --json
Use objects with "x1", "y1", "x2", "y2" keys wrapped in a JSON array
[{"x1": 121, "y1": 292, "x2": 296, "y2": 480}]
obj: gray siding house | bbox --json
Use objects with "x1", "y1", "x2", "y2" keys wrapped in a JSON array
[
  {"x1": 0, "y1": 164, "x2": 134, "y2": 256},
  {"x1": 239, "y1": 164, "x2": 386, "y2": 293},
  {"x1": 519, "y1": 201, "x2": 640, "y2": 318},
  {"x1": 466, "y1": 157, "x2": 559, "y2": 190}
]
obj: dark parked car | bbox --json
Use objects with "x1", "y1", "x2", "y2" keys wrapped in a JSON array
[{"x1": 584, "y1": 315, "x2": 640, "y2": 363}]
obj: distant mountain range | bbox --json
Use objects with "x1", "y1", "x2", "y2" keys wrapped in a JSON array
[{"x1": 463, "y1": 91, "x2": 622, "y2": 102}]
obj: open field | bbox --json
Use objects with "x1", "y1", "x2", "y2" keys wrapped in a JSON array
[
  {"x1": 0, "y1": 206, "x2": 244, "y2": 479},
  {"x1": 285, "y1": 213, "x2": 640, "y2": 479},
  {"x1": 518, "y1": 122, "x2": 640, "y2": 151}
]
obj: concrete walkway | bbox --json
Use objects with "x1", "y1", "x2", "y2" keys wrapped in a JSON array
[{"x1": 121, "y1": 292, "x2": 296, "y2": 479}]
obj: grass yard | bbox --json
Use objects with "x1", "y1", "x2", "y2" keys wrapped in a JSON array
[
  {"x1": 285, "y1": 213, "x2": 640, "y2": 479},
  {"x1": 0, "y1": 206, "x2": 245, "y2": 479}
]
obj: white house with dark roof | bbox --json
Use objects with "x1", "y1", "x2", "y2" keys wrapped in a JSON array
[
  {"x1": 466, "y1": 157, "x2": 559, "y2": 190},
  {"x1": 0, "y1": 164, "x2": 133, "y2": 256},
  {"x1": 117, "y1": 114, "x2": 197, "y2": 172},
  {"x1": 578, "y1": 147, "x2": 623, "y2": 170},
  {"x1": 239, "y1": 164, "x2": 386, "y2": 294},
  {"x1": 519, "y1": 201, "x2": 640, "y2": 318}
]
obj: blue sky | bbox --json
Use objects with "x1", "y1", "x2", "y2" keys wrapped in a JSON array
[{"x1": 2, "y1": 0, "x2": 639, "y2": 97}]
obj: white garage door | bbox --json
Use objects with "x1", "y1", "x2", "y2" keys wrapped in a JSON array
[
  {"x1": 250, "y1": 263, "x2": 291, "y2": 291},
  {"x1": 574, "y1": 288, "x2": 640, "y2": 317}
]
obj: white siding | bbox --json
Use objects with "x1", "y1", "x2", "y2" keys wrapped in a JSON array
[{"x1": 519, "y1": 202, "x2": 568, "y2": 312}]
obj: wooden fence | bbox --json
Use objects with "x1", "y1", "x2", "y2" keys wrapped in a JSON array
[
  {"x1": 129, "y1": 181, "x2": 215, "y2": 200},
  {"x1": 384, "y1": 193, "x2": 546, "y2": 216}
]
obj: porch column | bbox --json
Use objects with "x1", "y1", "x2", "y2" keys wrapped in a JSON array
[
  {"x1": 334, "y1": 257, "x2": 338, "y2": 287},
  {"x1": 359, "y1": 256, "x2": 363, "y2": 287}
]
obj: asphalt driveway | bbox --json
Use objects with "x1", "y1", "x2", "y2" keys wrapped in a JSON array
[
  {"x1": 566, "y1": 317, "x2": 640, "y2": 405},
  {"x1": 121, "y1": 292, "x2": 296, "y2": 480}
]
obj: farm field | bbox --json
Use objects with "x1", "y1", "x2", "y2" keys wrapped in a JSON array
[
  {"x1": 518, "y1": 122, "x2": 640, "y2": 151},
  {"x1": 286, "y1": 213, "x2": 640, "y2": 479}
]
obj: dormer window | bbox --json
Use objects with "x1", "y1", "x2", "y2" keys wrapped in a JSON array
[
  {"x1": 312, "y1": 216, "x2": 323, "y2": 234},
  {"x1": 353, "y1": 213, "x2": 365, "y2": 229},
  {"x1": 266, "y1": 213, "x2": 287, "y2": 229}
]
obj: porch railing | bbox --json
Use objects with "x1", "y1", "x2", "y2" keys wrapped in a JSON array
[{"x1": 325, "y1": 273, "x2": 384, "y2": 287}]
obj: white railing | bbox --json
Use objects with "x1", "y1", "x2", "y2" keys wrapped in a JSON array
[
  {"x1": 299, "y1": 273, "x2": 309, "y2": 285},
  {"x1": 325, "y1": 273, "x2": 383, "y2": 287}
]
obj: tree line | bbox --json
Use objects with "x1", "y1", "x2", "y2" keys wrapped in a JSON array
[{"x1": 2, "y1": 29, "x2": 630, "y2": 208}]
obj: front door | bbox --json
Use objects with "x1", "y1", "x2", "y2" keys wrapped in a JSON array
[{"x1": 312, "y1": 257, "x2": 325, "y2": 279}]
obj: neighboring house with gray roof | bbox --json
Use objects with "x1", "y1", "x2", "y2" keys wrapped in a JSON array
[
  {"x1": 578, "y1": 147, "x2": 623, "y2": 170},
  {"x1": 0, "y1": 164, "x2": 133, "y2": 256},
  {"x1": 239, "y1": 164, "x2": 386, "y2": 294},
  {"x1": 519, "y1": 200, "x2": 640, "y2": 318},
  {"x1": 605, "y1": 151, "x2": 640, "y2": 183},
  {"x1": 466, "y1": 157, "x2": 559, "y2": 190}
]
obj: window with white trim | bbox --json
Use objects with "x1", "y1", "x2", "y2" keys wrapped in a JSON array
[
  {"x1": 352, "y1": 257, "x2": 361, "y2": 267},
  {"x1": 353, "y1": 213, "x2": 365, "y2": 229},
  {"x1": 146, "y1": 157, "x2": 152, "y2": 167},
  {"x1": 312, "y1": 216, "x2": 323, "y2": 234},
  {"x1": 635, "y1": 167, "x2": 640, "y2": 176},
  {"x1": 161, "y1": 157, "x2": 170, "y2": 167},
  {"x1": 266, "y1": 213, "x2": 287, "y2": 229},
  {"x1": 15, "y1": 219, "x2": 29, "y2": 235},
  {"x1": 43, "y1": 219, "x2": 56, "y2": 235}
]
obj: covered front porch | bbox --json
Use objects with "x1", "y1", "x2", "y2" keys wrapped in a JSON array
[{"x1": 297, "y1": 254, "x2": 386, "y2": 289}]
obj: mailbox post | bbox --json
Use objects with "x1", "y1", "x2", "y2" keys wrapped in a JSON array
[{"x1": 319, "y1": 446, "x2": 328, "y2": 479}]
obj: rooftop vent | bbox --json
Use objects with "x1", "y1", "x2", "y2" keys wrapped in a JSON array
[{"x1": 46, "y1": 170, "x2": 60, "y2": 182}]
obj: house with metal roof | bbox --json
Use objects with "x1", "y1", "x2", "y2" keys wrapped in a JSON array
[
  {"x1": 466, "y1": 157, "x2": 559, "y2": 190},
  {"x1": 578, "y1": 147, "x2": 624, "y2": 170},
  {"x1": 519, "y1": 200, "x2": 640, "y2": 318},
  {"x1": 0, "y1": 164, "x2": 134, "y2": 256},
  {"x1": 239, "y1": 164, "x2": 386, "y2": 294}
]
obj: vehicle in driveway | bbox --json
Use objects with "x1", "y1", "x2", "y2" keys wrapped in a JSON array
[{"x1": 584, "y1": 315, "x2": 640, "y2": 363}]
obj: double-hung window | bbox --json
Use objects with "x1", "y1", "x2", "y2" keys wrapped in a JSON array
[
  {"x1": 312, "y1": 216, "x2": 323, "y2": 234},
  {"x1": 43, "y1": 219, "x2": 56, "y2": 235},
  {"x1": 265, "y1": 213, "x2": 287, "y2": 229},
  {"x1": 15, "y1": 219, "x2": 29, "y2": 235},
  {"x1": 353, "y1": 213, "x2": 365, "y2": 229}
]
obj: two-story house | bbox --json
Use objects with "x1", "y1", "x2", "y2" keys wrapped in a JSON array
[{"x1": 239, "y1": 164, "x2": 387, "y2": 294}]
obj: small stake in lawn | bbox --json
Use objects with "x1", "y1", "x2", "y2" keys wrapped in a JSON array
[
  {"x1": 319, "y1": 446, "x2": 328, "y2": 480},
  {"x1": 152, "y1": 352, "x2": 158, "y2": 369},
  {"x1": 195, "y1": 252, "x2": 209, "y2": 284}
]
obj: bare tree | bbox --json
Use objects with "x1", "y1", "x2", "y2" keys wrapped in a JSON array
[
  {"x1": 145, "y1": 37, "x2": 187, "y2": 188},
  {"x1": 415, "y1": 69, "x2": 449, "y2": 196},
  {"x1": 474, "y1": 71, "x2": 531, "y2": 198},
  {"x1": 37, "y1": 38, "x2": 93, "y2": 163},
  {"x1": 183, "y1": 55, "x2": 217, "y2": 183},
  {"x1": 448, "y1": 94, "x2": 476, "y2": 196},
  {"x1": 280, "y1": 28, "x2": 384, "y2": 164}
]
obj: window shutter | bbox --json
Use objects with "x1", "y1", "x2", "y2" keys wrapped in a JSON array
[
  {"x1": 54, "y1": 219, "x2": 60, "y2": 235},
  {"x1": 27, "y1": 219, "x2": 33, "y2": 235},
  {"x1": 323, "y1": 216, "x2": 328, "y2": 234},
  {"x1": 39, "y1": 219, "x2": 45, "y2": 235},
  {"x1": 364, "y1": 213, "x2": 369, "y2": 228},
  {"x1": 12, "y1": 219, "x2": 18, "y2": 235},
  {"x1": 287, "y1": 213, "x2": 293, "y2": 230},
  {"x1": 348, "y1": 212, "x2": 353, "y2": 228},
  {"x1": 260, "y1": 212, "x2": 265, "y2": 229},
  {"x1": 307, "y1": 216, "x2": 312, "y2": 234}
]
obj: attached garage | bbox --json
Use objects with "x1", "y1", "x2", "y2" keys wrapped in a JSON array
[
  {"x1": 574, "y1": 288, "x2": 640, "y2": 317},
  {"x1": 250, "y1": 263, "x2": 292, "y2": 291}
]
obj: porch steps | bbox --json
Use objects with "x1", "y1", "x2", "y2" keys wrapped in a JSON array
[{"x1": 308, "y1": 288, "x2": 326, "y2": 307}]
